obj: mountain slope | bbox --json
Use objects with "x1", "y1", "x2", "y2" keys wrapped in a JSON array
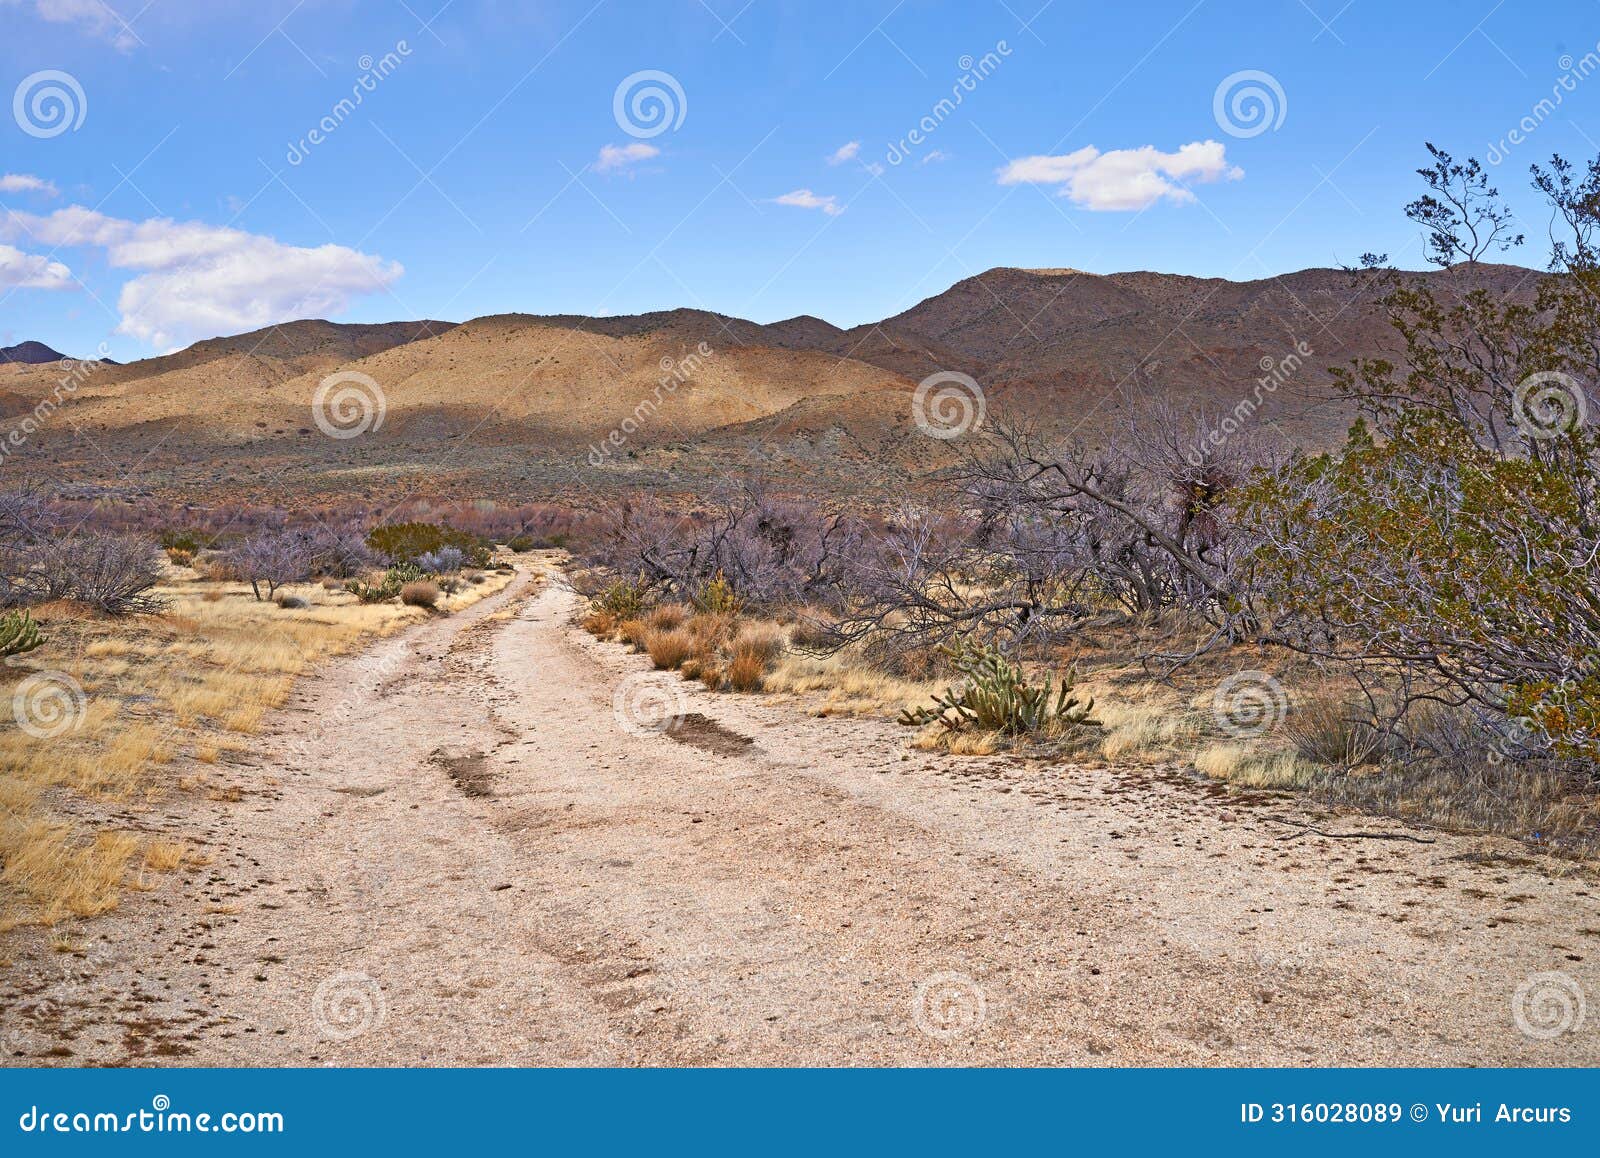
[
  {"x1": 0, "y1": 340, "x2": 67, "y2": 364},
  {"x1": 1, "y1": 263, "x2": 1544, "y2": 498}
]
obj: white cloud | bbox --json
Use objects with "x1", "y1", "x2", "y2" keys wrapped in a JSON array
[
  {"x1": 771, "y1": 189, "x2": 843, "y2": 216},
  {"x1": 0, "y1": 243, "x2": 73, "y2": 290},
  {"x1": 826, "y1": 140, "x2": 860, "y2": 166},
  {"x1": 594, "y1": 142, "x2": 661, "y2": 173},
  {"x1": 0, "y1": 174, "x2": 59, "y2": 196},
  {"x1": 2, "y1": 207, "x2": 401, "y2": 347},
  {"x1": 921, "y1": 150, "x2": 950, "y2": 165},
  {"x1": 3, "y1": 0, "x2": 139, "y2": 51},
  {"x1": 997, "y1": 140, "x2": 1242, "y2": 211}
]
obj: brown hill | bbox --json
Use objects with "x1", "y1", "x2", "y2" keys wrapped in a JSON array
[{"x1": 1, "y1": 263, "x2": 1543, "y2": 501}]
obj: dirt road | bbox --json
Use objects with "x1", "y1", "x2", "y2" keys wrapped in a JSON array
[{"x1": 6, "y1": 557, "x2": 1599, "y2": 1065}]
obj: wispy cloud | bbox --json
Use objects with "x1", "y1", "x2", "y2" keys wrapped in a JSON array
[
  {"x1": 1, "y1": 207, "x2": 401, "y2": 347},
  {"x1": 826, "y1": 140, "x2": 860, "y2": 166},
  {"x1": 594, "y1": 142, "x2": 661, "y2": 173},
  {"x1": 771, "y1": 189, "x2": 843, "y2": 216},
  {"x1": 921, "y1": 150, "x2": 950, "y2": 165},
  {"x1": 0, "y1": 173, "x2": 59, "y2": 196},
  {"x1": 998, "y1": 140, "x2": 1242, "y2": 211},
  {"x1": 2, "y1": 0, "x2": 140, "y2": 52}
]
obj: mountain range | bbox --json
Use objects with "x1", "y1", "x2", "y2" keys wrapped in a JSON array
[{"x1": 0, "y1": 262, "x2": 1540, "y2": 504}]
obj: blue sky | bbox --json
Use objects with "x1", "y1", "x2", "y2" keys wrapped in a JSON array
[{"x1": 2, "y1": 0, "x2": 1598, "y2": 360}]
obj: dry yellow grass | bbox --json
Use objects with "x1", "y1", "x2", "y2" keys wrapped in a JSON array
[
  {"x1": 765, "y1": 652, "x2": 942, "y2": 718},
  {"x1": 1193, "y1": 743, "x2": 1309, "y2": 788},
  {"x1": 909, "y1": 726, "x2": 1003, "y2": 755},
  {"x1": 0, "y1": 565, "x2": 514, "y2": 931},
  {"x1": 1088, "y1": 685, "x2": 1203, "y2": 763}
]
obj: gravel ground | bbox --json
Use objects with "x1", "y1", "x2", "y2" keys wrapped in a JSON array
[{"x1": 4, "y1": 557, "x2": 1598, "y2": 1066}]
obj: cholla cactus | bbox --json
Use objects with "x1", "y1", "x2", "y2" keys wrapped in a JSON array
[
  {"x1": 898, "y1": 639, "x2": 1098, "y2": 736},
  {"x1": 0, "y1": 609, "x2": 44, "y2": 659}
]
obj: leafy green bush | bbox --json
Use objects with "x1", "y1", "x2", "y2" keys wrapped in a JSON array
[
  {"x1": 158, "y1": 528, "x2": 203, "y2": 553},
  {"x1": 366, "y1": 522, "x2": 491, "y2": 568},
  {"x1": 898, "y1": 640, "x2": 1098, "y2": 736},
  {"x1": 1247, "y1": 414, "x2": 1600, "y2": 765}
]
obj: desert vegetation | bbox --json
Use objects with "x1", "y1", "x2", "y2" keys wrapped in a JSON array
[{"x1": 570, "y1": 147, "x2": 1600, "y2": 855}]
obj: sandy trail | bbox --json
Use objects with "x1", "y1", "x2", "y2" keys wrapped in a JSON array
[{"x1": 5, "y1": 557, "x2": 1599, "y2": 1066}]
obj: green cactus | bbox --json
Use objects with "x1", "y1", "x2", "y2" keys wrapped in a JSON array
[
  {"x1": 344, "y1": 563, "x2": 425, "y2": 604},
  {"x1": 898, "y1": 639, "x2": 1099, "y2": 737},
  {"x1": 0, "y1": 609, "x2": 44, "y2": 659}
]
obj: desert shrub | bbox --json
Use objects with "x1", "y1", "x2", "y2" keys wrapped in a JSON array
[
  {"x1": 367, "y1": 522, "x2": 489, "y2": 568},
  {"x1": 616, "y1": 618, "x2": 650, "y2": 649},
  {"x1": 416, "y1": 546, "x2": 465, "y2": 575},
  {"x1": 164, "y1": 546, "x2": 195, "y2": 567},
  {"x1": 0, "y1": 608, "x2": 43, "y2": 657},
  {"x1": 32, "y1": 533, "x2": 167, "y2": 616},
  {"x1": 899, "y1": 641, "x2": 1098, "y2": 737},
  {"x1": 1282, "y1": 693, "x2": 1381, "y2": 769},
  {"x1": 725, "y1": 648, "x2": 768, "y2": 692},
  {"x1": 506, "y1": 534, "x2": 536, "y2": 553},
  {"x1": 788, "y1": 609, "x2": 838, "y2": 653},
  {"x1": 400, "y1": 580, "x2": 441, "y2": 608},
  {"x1": 581, "y1": 610, "x2": 616, "y2": 637},
  {"x1": 158, "y1": 529, "x2": 202, "y2": 554},
  {"x1": 226, "y1": 529, "x2": 312, "y2": 602},
  {"x1": 732, "y1": 622, "x2": 785, "y2": 665},
  {"x1": 303, "y1": 522, "x2": 377, "y2": 578},
  {"x1": 592, "y1": 576, "x2": 646, "y2": 619},
  {"x1": 693, "y1": 571, "x2": 741, "y2": 615},
  {"x1": 577, "y1": 485, "x2": 866, "y2": 614},
  {"x1": 685, "y1": 612, "x2": 732, "y2": 649},
  {"x1": 644, "y1": 628, "x2": 694, "y2": 670},
  {"x1": 646, "y1": 603, "x2": 688, "y2": 632}
]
